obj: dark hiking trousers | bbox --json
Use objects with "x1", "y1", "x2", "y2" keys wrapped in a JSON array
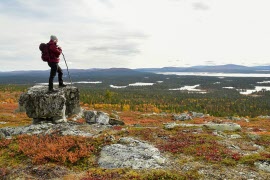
[{"x1": 48, "y1": 62, "x2": 63, "y2": 90}]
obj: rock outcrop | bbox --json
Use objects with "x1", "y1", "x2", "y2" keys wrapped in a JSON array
[
  {"x1": 19, "y1": 85, "x2": 81, "y2": 123},
  {"x1": 84, "y1": 110, "x2": 110, "y2": 125},
  {"x1": 173, "y1": 112, "x2": 205, "y2": 121},
  {"x1": 98, "y1": 137, "x2": 166, "y2": 169}
]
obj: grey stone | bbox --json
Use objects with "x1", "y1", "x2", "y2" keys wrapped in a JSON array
[
  {"x1": 173, "y1": 113, "x2": 192, "y2": 121},
  {"x1": 0, "y1": 122, "x2": 96, "y2": 138},
  {"x1": 19, "y1": 85, "x2": 80, "y2": 123},
  {"x1": 164, "y1": 122, "x2": 181, "y2": 129},
  {"x1": 255, "y1": 161, "x2": 270, "y2": 172},
  {"x1": 98, "y1": 137, "x2": 166, "y2": 169},
  {"x1": 229, "y1": 134, "x2": 242, "y2": 139},
  {"x1": 191, "y1": 112, "x2": 204, "y2": 118},
  {"x1": 204, "y1": 123, "x2": 241, "y2": 131},
  {"x1": 212, "y1": 130, "x2": 226, "y2": 137},
  {"x1": 71, "y1": 108, "x2": 84, "y2": 121},
  {"x1": 84, "y1": 110, "x2": 97, "y2": 124},
  {"x1": 248, "y1": 134, "x2": 260, "y2": 141},
  {"x1": 164, "y1": 122, "x2": 203, "y2": 130},
  {"x1": 96, "y1": 111, "x2": 110, "y2": 125},
  {"x1": 83, "y1": 111, "x2": 97, "y2": 124},
  {"x1": 258, "y1": 115, "x2": 270, "y2": 119},
  {"x1": 84, "y1": 110, "x2": 110, "y2": 125},
  {"x1": 165, "y1": 122, "x2": 241, "y2": 132}
]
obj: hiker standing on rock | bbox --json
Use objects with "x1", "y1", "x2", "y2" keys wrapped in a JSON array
[{"x1": 47, "y1": 35, "x2": 66, "y2": 92}]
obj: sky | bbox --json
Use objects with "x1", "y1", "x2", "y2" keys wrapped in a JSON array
[{"x1": 1, "y1": 0, "x2": 270, "y2": 71}]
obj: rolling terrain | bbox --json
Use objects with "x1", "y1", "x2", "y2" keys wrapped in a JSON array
[{"x1": 0, "y1": 65, "x2": 270, "y2": 179}]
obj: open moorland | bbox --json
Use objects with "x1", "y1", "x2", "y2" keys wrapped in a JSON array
[{"x1": 1, "y1": 72, "x2": 270, "y2": 179}]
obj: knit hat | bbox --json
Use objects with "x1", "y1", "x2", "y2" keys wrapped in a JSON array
[{"x1": 50, "y1": 35, "x2": 58, "y2": 41}]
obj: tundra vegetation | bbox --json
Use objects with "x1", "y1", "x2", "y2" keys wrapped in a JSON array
[{"x1": 0, "y1": 75, "x2": 270, "y2": 179}]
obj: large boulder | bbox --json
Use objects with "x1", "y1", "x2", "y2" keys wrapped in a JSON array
[
  {"x1": 19, "y1": 85, "x2": 81, "y2": 123},
  {"x1": 98, "y1": 137, "x2": 166, "y2": 169}
]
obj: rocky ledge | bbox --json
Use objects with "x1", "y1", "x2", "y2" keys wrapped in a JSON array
[{"x1": 0, "y1": 121, "x2": 112, "y2": 139}]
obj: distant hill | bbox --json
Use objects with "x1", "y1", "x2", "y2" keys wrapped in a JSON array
[
  {"x1": 136, "y1": 64, "x2": 270, "y2": 73},
  {"x1": 1, "y1": 64, "x2": 270, "y2": 84},
  {"x1": 0, "y1": 68, "x2": 153, "y2": 84}
]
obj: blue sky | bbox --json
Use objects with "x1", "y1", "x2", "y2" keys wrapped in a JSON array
[{"x1": 1, "y1": 0, "x2": 270, "y2": 71}]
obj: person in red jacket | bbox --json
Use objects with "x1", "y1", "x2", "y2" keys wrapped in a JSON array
[{"x1": 47, "y1": 35, "x2": 66, "y2": 92}]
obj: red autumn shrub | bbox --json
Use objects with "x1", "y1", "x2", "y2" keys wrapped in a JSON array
[
  {"x1": 0, "y1": 138, "x2": 12, "y2": 148},
  {"x1": 158, "y1": 132, "x2": 241, "y2": 162},
  {"x1": 0, "y1": 168, "x2": 9, "y2": 177},
  {"x1": 112, "y1": 125, "x2": 123, "y2": 131},
  {"x1": 17, "y1": 134, "x2": 96, "y2": 164}
]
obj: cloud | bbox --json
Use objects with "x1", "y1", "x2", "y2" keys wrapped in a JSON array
[
  {"x1": 0, "y1": 0, "x2": 149, "y2": 70},
  {"x1": 98, "y1": 0, "x2": 114, "y2": 7},
  {"x1": 192, "y1": 2, "x2": 210, "y2": 11},
  {"x1": 89, "y1": 43, "x2": 140, "y2": 56},
  {"x1": 1, "y1": 0, "x2": 270, "y2": 71}
]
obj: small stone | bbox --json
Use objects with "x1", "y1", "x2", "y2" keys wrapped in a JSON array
[
  {"x1": 84, "y1": 111, "x2": 97, "y2": 124},
  {"x1": 164, "y1": 122, "x2": 180, "y2": 129},
  {"x1": 247, "y1": 134, "x2": 260, "y2": 140},
  {"x1": 96, "y1": 112, "x2": 110, "y2": 125},
  {"x1": 104, "y1": 135, "x2": 116, "y2": 142},
  {"x1": 255, "y1": 160, "x2": 270, "y2": 172},
  {"x1": 229, "y1": 134, "x2": 242, "y2": 139},
  {"x1": 84, "y1": 110, "x2": 110, "y2": 125}
]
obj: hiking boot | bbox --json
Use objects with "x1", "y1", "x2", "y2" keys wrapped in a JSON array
[
  {"x1": 59, "y1": 84, "x2": 67, "y2": 88},
  {"x1": 47, "y1": 89, "x2": 59, "y2": 93}
]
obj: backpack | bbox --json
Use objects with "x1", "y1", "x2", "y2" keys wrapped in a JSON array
[{"x1": 39, "y1": 43, "x2": 51, "y2": 62}]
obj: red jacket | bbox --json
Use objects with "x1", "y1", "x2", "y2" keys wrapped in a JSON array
[{"x1": 47, "y1": 40, "x2": 62, "y2": 63}]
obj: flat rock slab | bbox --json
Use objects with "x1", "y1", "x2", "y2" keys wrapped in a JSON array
[
  {"x1": 0, "y1": 122, "x2": 112, "y2": 138},
  {"x1": 164, "y1": 122, "x2": 241, "y2": 131},
  {"x1": 19, "y1": 85, "x2": 81, "y2": 123},
  {"x1": 205, "y1": 123, "x2": 241, "y2": 131},
  {"x1": 98, "y1": 137, "x2": 166, "y2": 169}
]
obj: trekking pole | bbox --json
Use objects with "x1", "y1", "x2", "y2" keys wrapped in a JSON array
[{"x1": 62, "y1": 52, "x2": 73, "y2": 85}]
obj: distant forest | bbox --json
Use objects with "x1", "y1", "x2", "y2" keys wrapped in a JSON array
[{"x1": 78, "y1": 75, "x2": 270, "y2": 117}]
